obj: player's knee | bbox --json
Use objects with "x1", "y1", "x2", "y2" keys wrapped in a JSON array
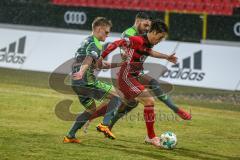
[
  {"x1": 111, "y1": 96, "x2": 122, "y2": 107},
  {"x1": 149, "y1": 79, "x2": 160, "y2": 89},
  {"x1": 149, "y1": 79, "x2": 164, "y2": 97},
  {"x1": 86, "y1": 107, "x2": 96, "y2": 114},
  {"x1": 123, "y1": 100, "x2": 139, "y2": 112},
  {"x1": 144, "y1": 97, "x2": 155, "y2": 106},
  {"x1": 106, "y1": 94, "x2": 114, "y2": 99},
  {"x1": 127, "y1": 100, "x2": 139, "y2": 108},
  {"x1": 107, "y1": 93, "x2": 120, "y2": 100}
]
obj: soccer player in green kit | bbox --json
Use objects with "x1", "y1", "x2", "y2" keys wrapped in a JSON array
[
  {"x1": 63, "y1": 17, "x2": 123, "y2": 143},
  {"x1": 81, "y1": 12, "x2": 152, "y2": 133}
]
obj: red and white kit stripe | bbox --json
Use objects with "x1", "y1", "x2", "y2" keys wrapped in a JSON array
[{"x1": 102, "y1": 35, "x2": 152, "y2": 99}]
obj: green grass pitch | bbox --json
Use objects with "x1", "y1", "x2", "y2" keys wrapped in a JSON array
[{"x1": 0, "y1": 68, "x2": 240, "y2": 160}]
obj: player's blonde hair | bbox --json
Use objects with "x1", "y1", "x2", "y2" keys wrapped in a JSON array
[{"x1": 92, "y1": 17, "x2": 112, "y2": 30}]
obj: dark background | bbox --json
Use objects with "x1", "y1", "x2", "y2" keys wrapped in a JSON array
[{"x1": 0, "y1": 0, "x2": 239, "y2": 42}]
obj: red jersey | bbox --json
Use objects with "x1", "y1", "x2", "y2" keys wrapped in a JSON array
[{"x1": 102, "y1": 35, "x2": 153, "y2": 76}]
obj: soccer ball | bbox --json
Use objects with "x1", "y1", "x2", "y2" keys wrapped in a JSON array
[{"x1": 159, "y1": 131, "x2": 177, "y2": 149}]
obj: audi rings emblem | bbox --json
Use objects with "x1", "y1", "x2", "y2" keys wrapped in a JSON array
[
  {"x1": 64, "y1": 11, "x2": 87, "y2": 25},
  {"x1": 233, "y1": 22, "x2": 240, "y2": 37}
]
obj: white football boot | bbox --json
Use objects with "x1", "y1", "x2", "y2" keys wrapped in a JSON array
[{"x1": 145, "y1": 136, "x2": 161, "y2": 148}]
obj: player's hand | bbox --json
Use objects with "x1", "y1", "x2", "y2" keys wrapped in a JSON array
[
  {"x1": 167, "y1": 53, "x2": 177, "y2": 64},
  {"x1": 72, "y1": 70, "x2": 84, "y2": 80},
  {"x1": 103, "y1": 62, "x2": 111, "y2": 69}
]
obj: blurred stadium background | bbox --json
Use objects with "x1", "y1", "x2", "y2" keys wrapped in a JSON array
[{"x1": 0, "y1": 0, "x2": 240, "y2": 160}]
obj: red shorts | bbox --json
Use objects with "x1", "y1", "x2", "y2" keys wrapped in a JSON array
[{"x1": 117, "y1": 68, "x2": 145, "y2": 100}]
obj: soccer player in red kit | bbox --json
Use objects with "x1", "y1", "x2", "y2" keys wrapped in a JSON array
[{"x1": 97, "y1": 20, "x2": 177, "y2": 147}]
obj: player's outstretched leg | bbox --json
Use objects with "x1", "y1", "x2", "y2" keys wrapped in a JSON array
[
  {"x1": 135, "y1": 89, "x2": 162, "y2": 148},
  {"x1": 82, "y1": 103, "x2": 108, "y2": 133},
  {"x1": 143, "y1": 105, "x2": 161, "y2": 147},
  {"x1": 149, "y1": 79, "x2": 191, "y2": 120},
  {"x1": 96, "y1": 96, "x2": 122, "y2": 139},
  {"x1": 64, "y1": 110, "x2": 94, "y2": 143},
  {"x1": 63, "y1": 96, "x2": 98, "y2": 143},
  {"x1": 108, "y1": 100, "x2": 139, "y2": 130}
]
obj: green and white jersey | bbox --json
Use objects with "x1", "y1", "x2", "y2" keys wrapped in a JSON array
[
  {"x1": 121, "y1": 26, "x2": 139, "y2": 38},
  {"x1": 73, "y1": 35, "x2": 102, "y2": 85}
]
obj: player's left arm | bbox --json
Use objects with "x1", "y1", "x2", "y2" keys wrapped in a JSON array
[{"x1": 149, "y1": 50, "x2": 177, "y2": 64}]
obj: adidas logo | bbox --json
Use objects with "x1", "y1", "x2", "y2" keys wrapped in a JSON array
[
  {"x1": 0, "y1": 36, "x2": 27, "y2": 64},
  {"x1": 162, "y1": 50, "x2": 205, "y2": 81}
]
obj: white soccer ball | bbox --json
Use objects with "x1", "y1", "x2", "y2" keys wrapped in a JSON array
[{"x1": 159, "y1": 131, "x2": 177, "y2": 149}]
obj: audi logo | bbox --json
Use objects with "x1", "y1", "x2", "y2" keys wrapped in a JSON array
[
  {"x1": 233, "y1": 22, "x2": 240, "y2": 37},
  {"x1": 64, "y1": 11, "x2": 87, "y2": 25}
]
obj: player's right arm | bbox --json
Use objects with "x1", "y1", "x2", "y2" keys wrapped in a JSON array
[
  {"x1": 72, "y1": 56, "x2": 93, "y2": 80},
  {"x1": 73, "y1": 42, "x2": 98, "y2": 80}
]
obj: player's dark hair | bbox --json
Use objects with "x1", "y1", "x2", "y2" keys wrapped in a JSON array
[
  {"x1": 149, "y1": 19, "x2": 168, "y2": 33},
  {"x1": 92, "y1": 17, "x2": 112, "y2": 29},
  {"x1": 135, "y1": 12, "x2": 149, "y2": 20}
]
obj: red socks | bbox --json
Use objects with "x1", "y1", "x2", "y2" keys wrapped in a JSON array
[
  {"x1": 144, "y1": 105, "x2": 156, "y2": 139},
  {"x1": 90, "y1": 104, "x2": 156, "y2": 139},
  {"x1": 89, "y1": 104, "x2": 108, "y2": 121}
]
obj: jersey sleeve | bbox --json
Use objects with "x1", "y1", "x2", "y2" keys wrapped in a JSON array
[
  {"x1": 102, "y1": 42, "x2": 111, "y2": 51},
  {"x1": 86, "y1": 42, "x2": 99, "y2": 60},
  {"x1": 102, "y1": 39, "x2": 129, "y2": 58},
  {"x1": 102, "y1": 36, "x2": 145, "y2": 58}
]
